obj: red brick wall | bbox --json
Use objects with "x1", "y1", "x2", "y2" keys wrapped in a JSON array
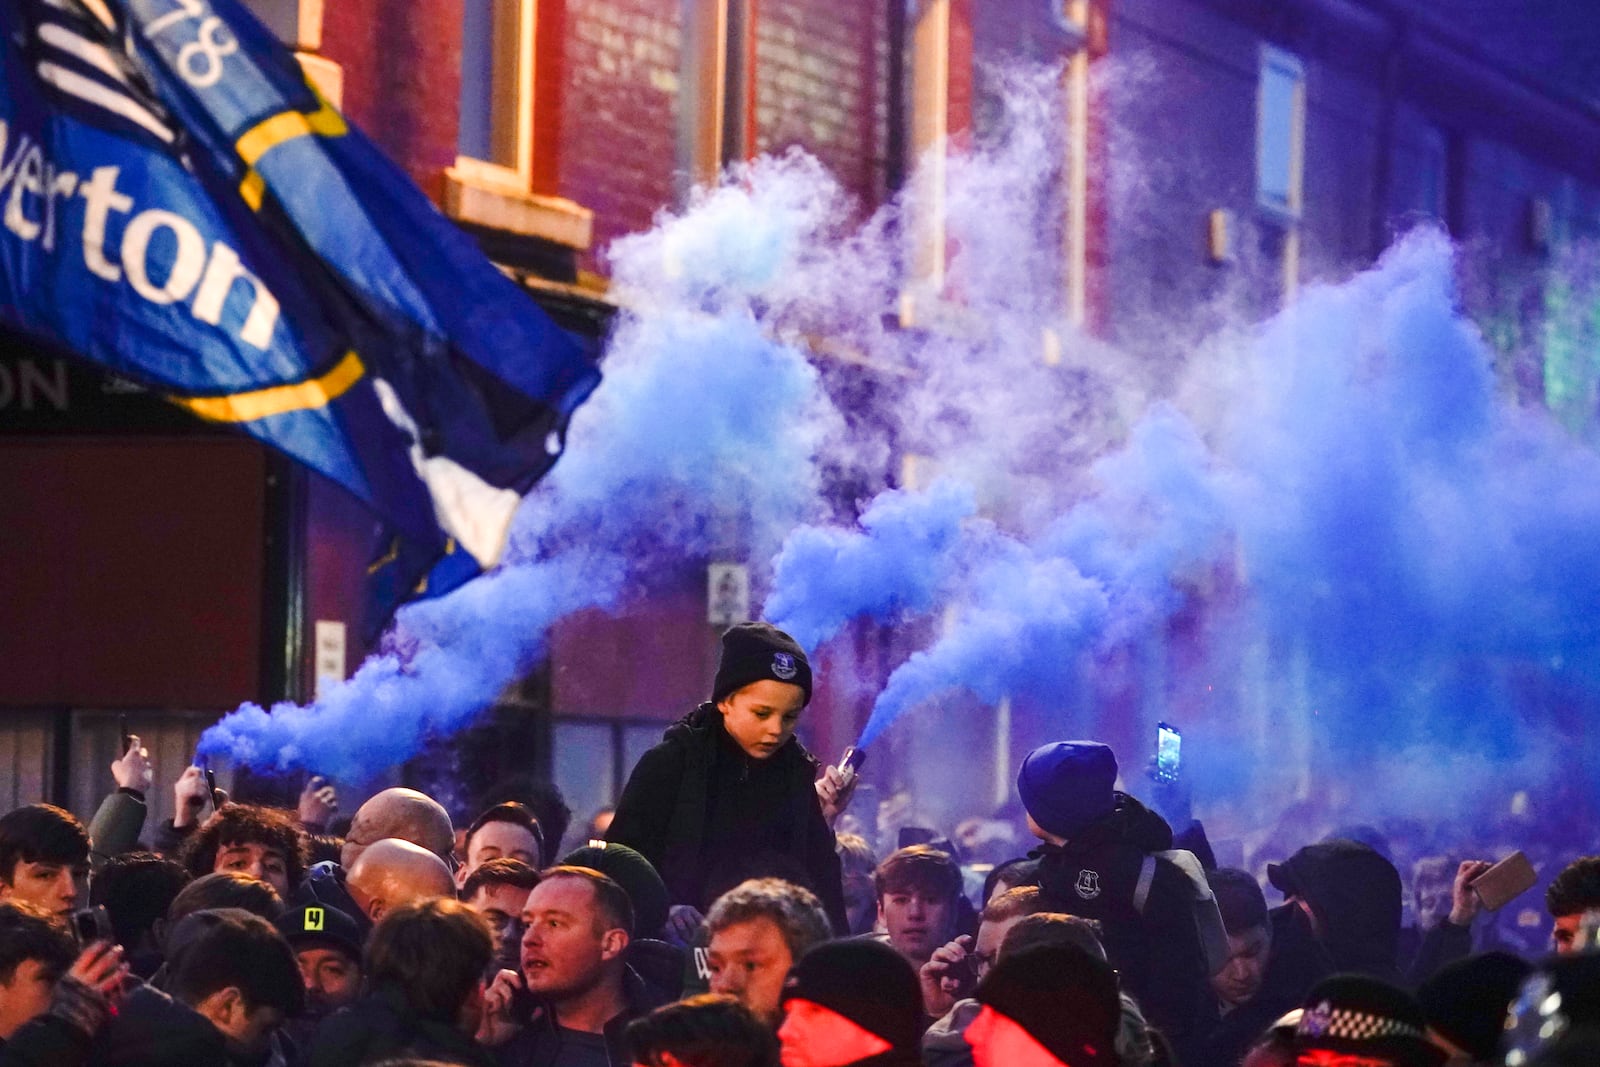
[
  {"x1": 320, "y1": 0, "x2": 463, "y2": 202},
  {"x1": 754, "y1": 0, "x2": 887, "y2": 208},
  {"x1": 558, "y1": 0, "x2": 684, "y2": 271},
  {"x1": 0, "y1": 440, "x2": 264, "y2": 709}
]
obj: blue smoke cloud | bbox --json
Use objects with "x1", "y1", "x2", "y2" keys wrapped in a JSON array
[
  {"x1": 770, "y1": 226, "x2": 1600, "y2": 825},
  {"x1": 765, "y1": 481, "x2": 977, "y2": 653},
  {"x1": 197, "y1": 157, "x2": 860, "y2": 781},
  {"x1": 198, "y1": 61, "x2": 1600, "y2": 834}
]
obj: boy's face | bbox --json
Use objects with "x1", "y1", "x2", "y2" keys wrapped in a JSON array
[
  {"x1": 0, "y1": 957, "x2": 57, "y2": 1039},
  {"x1": 214, "y1": 841, "x2": 291, "y2": 898},
  {"x1": 718, "y1": 680, "x2": 806, "y2": 760},
  {"x1": 877, "y1": 883, "x2": 955, "y2": 965},
  {"x1": 0, "y1": 858, "x2": 87, "y2": 921}
]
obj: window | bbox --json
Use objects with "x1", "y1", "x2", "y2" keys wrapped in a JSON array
[
  {"x1": 458, "y1": 0, "x2": 535, "y2": 184},
  {"x1": 551, "y1": 718, "x2": 669, "y2": 832},
  {"x1": 679, "y1": 0, "x2": 753, "y2": 194},
  {"x1": 1256, "y1": 46, "x2": 1304, "y2": 218}
]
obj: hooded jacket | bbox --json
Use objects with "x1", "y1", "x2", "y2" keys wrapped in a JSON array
[
  {"x1": 1032, "y1": 792, "x2": 1218, "y2": 1062},
  {"x1": 605, "y1": 704, "x2": 847, "y2": 931},
  {"x1": 1267, "y1": 840, "x2": 1402, "y2": 980}
]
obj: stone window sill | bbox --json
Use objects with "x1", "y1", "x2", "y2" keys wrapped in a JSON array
[{"x1": 443, "y1": 167, "x2": 593, "y2": 251}]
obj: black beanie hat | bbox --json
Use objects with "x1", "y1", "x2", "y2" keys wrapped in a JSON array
[
  {"x1": 1294, "y1": 974, "x2": 1446, "y2": 1067},
  {"x1": 712, "y1": 622, "x2": 812, "y2": 705},
  {"x1": 1417, "y1": 951, "x2": 1531, "y2": 1061},
  {"x1": 561, "y1": 841, "x2": 670, "y2": 940},
  {"x1": 973, "y1": 943, "x2": 1121, "y2": 1067},
  {"x1": 781, "y1": 939, "x2": 921, "y2": 1052},
  {"x1": 1208, "y1": 867, "x2": 1269, "y2": 935}
]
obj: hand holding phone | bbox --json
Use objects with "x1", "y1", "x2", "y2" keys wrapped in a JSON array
[
  {"x1": 1470, "y1": 851, "x2": 1537, "y2": 912},
  {"x1": 1155, "y1": 722, "x2": 1182, "y2": 781}
]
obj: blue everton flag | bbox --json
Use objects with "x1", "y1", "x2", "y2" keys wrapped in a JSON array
[{"x1": 0, "y1": 0, "x2": 600, "y2": 623}]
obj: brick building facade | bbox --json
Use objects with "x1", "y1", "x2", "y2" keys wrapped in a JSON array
[{"x1": 3, "y1": 0, "x2": 1599, "y2": 839}]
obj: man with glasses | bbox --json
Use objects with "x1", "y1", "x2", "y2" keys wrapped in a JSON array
[{"x1": 918, "y1": 885, "x2": 1050, "y2": 1020}]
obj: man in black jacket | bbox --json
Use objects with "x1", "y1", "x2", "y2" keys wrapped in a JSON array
[
  {"x1": 1019, "y1": 740, "x2": 1224, "y2": 1063},
  {"x1": 486, "y1": 866, "x2": 669, "y2": 1066},
  {"x1": 606, "y1": 623, "x2": 847, "y2": 933},
  {"x1": 308, "y1": 898, "x2": 497, "y2": 1067}
]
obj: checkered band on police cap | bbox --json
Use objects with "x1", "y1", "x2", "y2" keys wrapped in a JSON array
[{"x1": 1297, "y1": 1000, "x2": 1429, "y2": 1044}]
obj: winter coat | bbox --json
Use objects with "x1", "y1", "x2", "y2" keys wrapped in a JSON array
[
  {"x1": 1032, "y1": 792, "x2": 1222, "y2": 1063},
  {"x1": 605, "y1": 704, "x2": 847, "y2": 932},
  {"x1": 1194, "y1": 902, "x2": 1339, "y2": 1067},
  {"x1": 87, "y1": 790, "x2": 147, "y2": 869},
  {"x1": 495, "y1": 967, "x2": 670, "y2": 1067},
  {"x1": 87, "y1": 985, "x2": 231, "y2": 1067},
  {"x1": 1271, "y1": 839, "x2": 1402, "y2": 980},
  {"x1": 1404, "y1": 919, "x2": 1472, "y2": 988},
  {"x1": 307, "y1": 983, "x2": 497, "y2": 1067},
  {"x1": 0, "y1": 1016, "x2": 93, "y2": 1067}
]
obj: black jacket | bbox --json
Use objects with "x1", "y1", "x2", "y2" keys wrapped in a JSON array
[
  {"x1": 1197, "y1": 906, "x2": 1332, "y2": 1067},
  {"x1": 307, "y1": 983, "x2": 497, "y2": 1067},
  {"x1": 1033, "y1": 793, "x2": 1218, "y2": 1062},
  {"x1": 0, "y1": 1018, "x2": 93, "y2": 1067},
  {"x1": 605, "y1": 704, "x2": 847, "y2": 931},
  {"x1": 87, "y1": 985, "x2": 231, "y2": 1067},
  {"x1": 496, "y1": 967, "x2": 670, "y2": 1067}
]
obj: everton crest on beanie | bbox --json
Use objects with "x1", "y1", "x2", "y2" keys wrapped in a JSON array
[{"x1": 712, "y1": 622, "x2": 813, "y2": 705}]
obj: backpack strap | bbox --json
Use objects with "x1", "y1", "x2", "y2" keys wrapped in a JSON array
[{"x1": 1132, "y1": 853, "x2": 1158, "y2": 914}]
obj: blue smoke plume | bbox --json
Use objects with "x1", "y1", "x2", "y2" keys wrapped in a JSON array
[
  {"x1": 198, "y1": 62, "x2": 1600, "y2": 834},
  {"x1": 197, "y1": 155, "x2": 861, "y2": 781}
]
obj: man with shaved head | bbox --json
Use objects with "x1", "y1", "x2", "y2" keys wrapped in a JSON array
[
  {"x1": 296, "y1": 786, "x2": 456, "y2": 944},
  {"x1": 341, "y1": 788, "x2": 455, "y2": 868},
  {"x1": 344, "y1": 839, "x2": 455, "y2": 924}
]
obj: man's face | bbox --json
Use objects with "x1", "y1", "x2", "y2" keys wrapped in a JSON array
[
  {"x1": 707, "y1": 916, "x2": 794, "y2": 1026},
  {"x1": 1211, "y1": 924, "x2": 1271, "y2": 1009},
  {"x1": 463, "y1": 822, "x2": 540, "y2": 883},
  {"x1": 0, "y1": 859, "x2": 87, "y2": 920},
  {"x1": 1292, "y1": 1052, "x2": 1399, "y2": 1067},
  {"x1": 467, "y1": 881, "x2": 533, "y2": 971},
  {"x1": 296, "y1": 945, "x2": 361, "y2": 1015},
  {"x1": 227, "y1": 1004, "x2": 286, "y2": 1058},
  {"x1": 521, "y1": 877, "x2": 620, "y2": 1000},
  {"x1": 972, "y1": 915, "x2": 1023, "y2": 983},
  {"x1": 1552, "y1": 912, "x2": 1587, "y2": 954},
  {"x1": 214, "y1": 841, "x2": 291, "y2": 898},
  {"x1": 0, "y1": 958, "x2": 57, "y2": 1039},
  {"x1": 1412, "y1": 857, "x2": 1455, "y2": 932},
  {"x1": 717, "y1": 680, "x2": 806, "y2": 760},
  {"x1": 878, "y1": 885, "x2": 954, "y2": 966},
  {"x1": 778, "y1": 998, "x2": 891, "y2": 1067}
]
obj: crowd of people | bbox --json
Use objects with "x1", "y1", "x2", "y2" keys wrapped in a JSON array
[{"x1": 0, "y1": 621, "x2": 1596, "y2": 1066}]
